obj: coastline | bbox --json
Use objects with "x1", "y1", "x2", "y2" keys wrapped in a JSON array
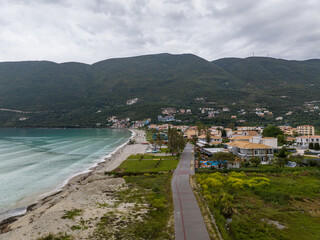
[
  {"x1": 0, "y1": 128, "x2": 134, "y2": 222},
  {"x1": 0, "y1": 129, "x2": 148, "y2": 239}
]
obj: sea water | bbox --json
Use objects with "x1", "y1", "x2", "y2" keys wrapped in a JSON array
[{"x1": 0, "y1": 128, "x2": 132, "y2": 221}]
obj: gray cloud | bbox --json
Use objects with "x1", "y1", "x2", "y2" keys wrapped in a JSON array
[{"x1": 0, "y1": 0, "x2": 319, "y2": 63}]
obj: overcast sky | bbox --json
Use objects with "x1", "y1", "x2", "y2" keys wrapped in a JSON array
[{"x1": 0, "y1": 0, "x2": 319, "y2": 63}]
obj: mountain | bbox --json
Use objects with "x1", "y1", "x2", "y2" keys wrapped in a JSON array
[
  {"x1": 0, "y1": 53, "x2": 319, "y2": 127},
  {"x1": 213, "y1": 57, "x2": 320, "y2": 107}
]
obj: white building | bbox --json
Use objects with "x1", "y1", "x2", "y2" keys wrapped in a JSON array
[
  {"x1": 226, "y1": 141, "x2": 275, "y2": 164},
  {"x1": 126, "y1": 98, "x2": 139, "y2": 105},
  {"x1": 295, "y1": 135, "x2": 320, "y2": 147}
]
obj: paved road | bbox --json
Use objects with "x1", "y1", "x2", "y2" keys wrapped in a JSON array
[{"x1": 172, "y1": 143, "x2": 210, "y2": 240}]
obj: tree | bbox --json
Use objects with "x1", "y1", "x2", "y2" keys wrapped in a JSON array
[
  {"x1": 274, "y1": 157, "x2": 287, "y2": 168},
  {"x1": 221, "y1": 129, "x2": 227, "y2": 138},
  {"x1": 191, "y1": 135, "x2": 198, "y2": 145},
  {"x1": 227, "y1": 123, "x2": 235, "y2": 130},
  {"x1": 205, "y1": 132, "x2": 211, "y2": 144},
  {"x1": 288, "y1": 154, "x2": 304, "y2": 167},
  {"x1": 262, "y1": 125, "x2": 284, "y2": 137},
  {"x1": 277, "y1": 134, "x2": 286, "y2": 146},
  {"x1": 212, "y1": 152, "x2": 235, "y2": 169},
  {"x1": 156, "y1": 133, "x2": 163, "y2": 150},
  {"x1": 168, "y1": 127, "x2": 186, "y2": 156},
  {"x1": 196, "y1": 121, "x2": 205, "y2": 134},
  {"x1": 149, "y1": 138, "x2": 155, "y2": 149},
  {"x1": 309, "y1": 142, "x2": 314, "y2": 149},
  {"x1": 250, "y1": 156, "x2": 261, "y2": 167},
  {"x1": 314, "y1": 142, "x2": 320, "y2": 150},
  {"x1": 277, "y1": 147, "x2": 289, "y2": 158}
]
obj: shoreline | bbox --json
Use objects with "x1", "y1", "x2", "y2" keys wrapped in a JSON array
[
  {"x1": 0, "y1": 128, "x2": 134, "y2": 222},
  {"x1": 0, "y1": 129, "x2": 147, "y2": 238}
]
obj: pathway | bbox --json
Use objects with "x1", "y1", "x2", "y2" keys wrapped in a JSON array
[{"x1": 172, "y1": 143, "x2": 210, "y2": 240}]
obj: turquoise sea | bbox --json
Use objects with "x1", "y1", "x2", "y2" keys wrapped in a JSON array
[{"x1": 0, "y1": 128, "x2": 132, "y2": 221}]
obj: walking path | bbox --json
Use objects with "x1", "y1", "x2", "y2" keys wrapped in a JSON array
[{"x1": 172, "y1": 143, "x2": 210, "y2": 240}]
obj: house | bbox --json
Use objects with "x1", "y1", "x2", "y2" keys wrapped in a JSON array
[
  {"x1": 296, "y1": 125, "x2": 315, "y2": 135},
  {"x1": 237, "y1": 126, "x2": 256, "y2": 131},
  {"x1": 230, "y1": 135, "x2": 277, "y2": 148},
  {"x1": 226, "y1": 141, "x2": 275, "y2": 163},
  {"x1": 230, "y1": 136, "x2": 254, "y2": 142},
  {"x1": 152, "y1": 133, "x2": 168, "y2": 141},
  {"x1": 162, "y1": 108, "x2": 176, "y2": 115},
  {"x1": 126, "y1": 98, "x2": 139, "y2": 105},
  {"x1": 211, "y1": 136, "x2": 222, "y2": 143},
  {"x1": 158, "y1": 115, "x2": 175, "y2": 122},
  {"x1": 244, "y1": 131, "x2": 260, "y2": 136},
  {"x1": 184, "y1": 128, "x2": 198, "y2": 139},
  {"x1": 253, "y1": 137, "x2": 278, "y2": 148},
  {"x1": 222, "y1": 107, "x2": 230, "y2": 112},
  {"x1": 227, "y1": 159, "x2": 241, "y2": 169},
  {"x1": 295, "y1": 135, "x2": 320, "y2": 147},
  {"x1": 179, "y1": 109, "x2": 186, "y2": 114},
  {"x1": 198, "y1": 134, "x2": 207, "y2": 142}
]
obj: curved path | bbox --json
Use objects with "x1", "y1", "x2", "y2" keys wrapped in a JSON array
[{"x1": 172, "y1": 143, "x2": 210, "y2": 240}]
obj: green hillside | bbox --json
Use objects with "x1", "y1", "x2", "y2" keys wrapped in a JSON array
[{"x1": 0, "y1": 54, "x2": 319, "y2": 127}]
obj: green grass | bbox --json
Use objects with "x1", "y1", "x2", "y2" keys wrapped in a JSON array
[
  {"x1": 115, "y1": 159, "x2": 179, "y2": 173},
  {"x1": 196, "y1": 169, "x2": 320, "y2": 240},
  {"x1": 127, "y1": 154, "x2": 176, "y2": 160},
  {"x1": 61, "y1": 209, "x2": 83, "y2": 220},
  {"x1": 160, "y1": 148, "x2": 170, "y2": 153}
]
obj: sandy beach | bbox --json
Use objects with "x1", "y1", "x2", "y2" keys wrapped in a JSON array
[{"x1": 0, "y1": 129, "x2": 148, "y2": 240}]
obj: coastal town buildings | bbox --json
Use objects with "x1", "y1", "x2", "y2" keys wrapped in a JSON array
[
  {"x1": 295, "y1": 135, "x2": 320, "y2": 147},
  {"x1": 296, "y1": 125, "x2": 315, "y2": 136}
]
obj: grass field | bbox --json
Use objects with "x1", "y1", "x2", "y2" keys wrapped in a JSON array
[
  {"x1": 127, "y1": 154, "x2": 176, "y2": 161},
  {"x1": 196, "y1": 168, "x2": 320, "y2": 240},
  {"x1": 114, "y1": 154, "x2": 179, "y2": 173},
  {"x1": 116, "y1": 159, "x2": 179, "y2": 173}
]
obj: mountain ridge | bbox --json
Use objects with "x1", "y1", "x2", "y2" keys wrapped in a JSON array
[{"x1": 0, "y1": 53, "x2": 319, "y2": 127}]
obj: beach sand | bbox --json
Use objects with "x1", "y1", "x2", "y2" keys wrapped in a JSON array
[{"x1": 0, "y1": 129, "x2": 147, "y2": 240}]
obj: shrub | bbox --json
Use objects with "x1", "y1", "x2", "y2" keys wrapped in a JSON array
[
  {"x1": 229, "y1": 171, "x2": 246, "y2": 178},
  {"x1": 219, "y1": 193, "x2": 234, "y2": 217},
  {"x1": 150, "y1": 197, "x2": 166, "y2": 209},
  {"x1": 227, "y1": 177, "x2": 245, "y2": 190},
  {"x1": 205, "y1": 177, "x2": 223, "y2": 189},
  {"x1": 309, "y1": 142, "x2": 314, "y2": 149},
  {"x1": 246, "y1": 177, "x2": 270, "y2": 188}
]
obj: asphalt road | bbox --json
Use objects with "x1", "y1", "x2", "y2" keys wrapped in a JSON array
[{"x1": 172, "y1": 143, "x2": 210, "y2": 240}]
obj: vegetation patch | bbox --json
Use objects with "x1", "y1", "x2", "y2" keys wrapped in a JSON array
[
  {"x1": 92, "y1": 174, "x2": 175, "y2": 239},
  {"x1": 61, "y1": 209, "x2": 83, "y2": 220},
  {"x1": 114, "y1": 158, "x2": 179, "y2": 173},
  {"x1": 36, "y1": 233, "x2": 73, "y2": 240},
  {"x1": 196, "y1": 169, "x2": 320, "y2": 240}
]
